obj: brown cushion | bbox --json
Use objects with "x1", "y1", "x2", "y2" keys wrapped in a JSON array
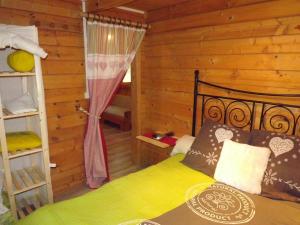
[
  {"x1": 249, "y1": 130, "x2": 300, "y2": 202},
  {"x1": 182, "y1": 120, "x2": 250, "y2": 177}
]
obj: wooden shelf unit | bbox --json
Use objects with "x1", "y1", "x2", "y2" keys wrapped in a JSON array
[{"x1": 0, "y1": 26, "x2": 53, "y2": 219}]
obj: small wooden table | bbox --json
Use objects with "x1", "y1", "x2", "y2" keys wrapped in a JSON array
[{"x1": 136, "y1": 135, "x2": 174, "y2": 168}]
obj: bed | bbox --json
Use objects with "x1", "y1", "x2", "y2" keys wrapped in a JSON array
[
  {"x1": 17, "y1": 70, "x2": 300, "y2": 225},
  {"x1": 17, "y1": 154, "x2": 214, "y2": 225}
]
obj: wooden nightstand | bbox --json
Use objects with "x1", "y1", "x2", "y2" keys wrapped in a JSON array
[{"x1": 136, "y1": 135, "x2": 174, "y2": 168}]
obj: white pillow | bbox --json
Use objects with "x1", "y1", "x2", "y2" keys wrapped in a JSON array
[
  {"x1": 214, "y1": 139, "x2": 271, "y2": 194},
  {"x1": 170, "y1": 135, "x2": 195, "y2": 156}
]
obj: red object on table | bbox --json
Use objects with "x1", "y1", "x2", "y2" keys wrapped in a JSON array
[{"x1": 143, "y1": 133, "x2": 177, "y2": 146}]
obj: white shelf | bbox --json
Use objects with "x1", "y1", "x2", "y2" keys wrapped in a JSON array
[
  {"x1": 14, "y1": 181, "x2": 46, "y2": 195},
  {"x1": 11, "y1": 166, "x2": 45, "y2": 195},
  {"x1": 2, "y1": 109, "x2": 39, "y2": 120},
  {"x1": 0, "y1": 26, "x2": 53, "y2": 219},
  {"x1": 8, "y1": 148, "x2": 43, "y2": 159},
  {"x1": 0, "y1": 72, "x2": 35, "y2": 77}
]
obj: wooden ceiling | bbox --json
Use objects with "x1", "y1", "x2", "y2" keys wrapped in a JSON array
[
  {"x1": 87, "y1": 0, "x2": 270, "y2": 23},
  {"x1": 89, "y1": 0, "x2": 188, "y2": 12}
]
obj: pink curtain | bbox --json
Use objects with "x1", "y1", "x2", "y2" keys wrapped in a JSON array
[{"x1": 84, "y1": 22, "x2": 145, "y2": 188}]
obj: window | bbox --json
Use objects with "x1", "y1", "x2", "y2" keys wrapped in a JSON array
[
  {"x1": 85, "y1": 66, "x2": 132, "y2": 98},
  {"x1": 123, "y1": 66, "x2": 131, "y2": 83}
]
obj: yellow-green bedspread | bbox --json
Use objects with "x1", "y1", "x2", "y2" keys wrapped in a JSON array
[{"x1": 17, "y1": 154, "x2": 214, "y2": 225}]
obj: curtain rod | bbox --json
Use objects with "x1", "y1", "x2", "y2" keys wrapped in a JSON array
[{"x1": 81, "y1": 12, "x2": 151, "y2": 30}]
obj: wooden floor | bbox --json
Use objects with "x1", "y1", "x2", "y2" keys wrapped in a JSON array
[
  {"x1": 55, "y1": 123, "x2": 137, "y2": 202},
  {"x1": 103, "y1": 123, "x2": 138, "y2": 180}
]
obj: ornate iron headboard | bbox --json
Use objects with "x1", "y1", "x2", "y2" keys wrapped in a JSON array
[{"x1": 192, "y1": 70, "x2": 300, "y2": 137}]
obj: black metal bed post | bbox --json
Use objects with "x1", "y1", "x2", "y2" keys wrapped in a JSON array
[{"x1": 192, "y1": 70, "x2": 199, "y2": 136}]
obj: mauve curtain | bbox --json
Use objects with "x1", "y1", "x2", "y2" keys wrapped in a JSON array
[{"x1": 84, "y1": 21, "x2": 145, "y2": 188}]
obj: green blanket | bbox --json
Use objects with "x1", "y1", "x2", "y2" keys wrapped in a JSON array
[{"x1": 17, "y1": 154, "x2": 214, "y2": 225}]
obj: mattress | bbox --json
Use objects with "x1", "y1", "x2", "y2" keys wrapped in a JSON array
[{"x1": 17, "y1": 154, "x2": 214, "y2": 225}]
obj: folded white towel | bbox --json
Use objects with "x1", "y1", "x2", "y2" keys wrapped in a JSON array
[
  {"x1": 5, "y1": 93, "x2": 37, "y2": 114},
  {"x1": 0, "y1": 31, "x2": 47, "y2": 58}
]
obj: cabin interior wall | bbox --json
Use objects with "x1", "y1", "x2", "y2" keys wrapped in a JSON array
[
  {"x1": 1, "y1": 0, "x2": 300, "y2": 195},
  {"x1": 140, "y1": 0, "x2": 300, "y2": 137},
  {"x1": 0, "y1": 0, "x2": 86, "y2": 197}
]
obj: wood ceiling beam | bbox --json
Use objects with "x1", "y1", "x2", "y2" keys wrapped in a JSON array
[
  {"x1": 124, "y1": 0, "x2": 188, "y2": 12},
  {"x1": 99, "y1": 0, "x2": 136, "y2": 10},
  {"x1": 100, "y1": 0, "x2": 136, "y2": 10},
  {"x1": 86, "y1": 1, "x2": 145, "y2": 22},
  {"x1": 95, "y1": 8, "x2": 145, "y2": 22}
]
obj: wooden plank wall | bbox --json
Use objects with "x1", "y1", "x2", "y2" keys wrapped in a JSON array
[
  {"x1": 141, "y1": 0, "x2": 300, "y2": 136},
  {"x1": 0, "y1": 0, "x2": 86, "y2": 196}
]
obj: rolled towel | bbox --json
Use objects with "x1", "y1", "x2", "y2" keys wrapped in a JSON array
[{"x1": 0, "y1": 31, "x2": 47, "y2": 58}]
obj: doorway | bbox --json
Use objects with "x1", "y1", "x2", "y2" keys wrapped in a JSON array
[{"x1": 102, "y1": 66, "x2": 138, "y2": 179}]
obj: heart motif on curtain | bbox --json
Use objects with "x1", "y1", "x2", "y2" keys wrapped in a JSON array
[
  {"x1": 269, "y1": 137, "x2": 294, "y2": 157},
  {"x1": 99, "y1": 62, "x2": 107, "y2": 71},
  {"x1": 109, "y1": 61, "x2": 117, "y2": 69},
  {"x1": 215, "y1": 128, "x2": 234, "y2": 143},
  {"x1": 87, "y1": 60, "x2": 94, "y2": 67}
]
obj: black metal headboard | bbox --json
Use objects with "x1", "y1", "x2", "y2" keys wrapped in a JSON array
[{"x1": 192, "y1": 70, "x2": 300, "y2": 136}]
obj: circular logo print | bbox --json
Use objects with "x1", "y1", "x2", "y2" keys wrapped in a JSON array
[
  {"x1": 186, "y1": 183, "x2": 255, "y2": 224},
  {"x1": 118, "y1": 219, "x2": 160, "y2": 225}
]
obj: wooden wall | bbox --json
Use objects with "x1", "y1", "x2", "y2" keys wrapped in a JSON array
[
  {"x1": 0, "y1": 0, "x2": 86, "y2": 197},
  {"x1": 2, "y1": 0, "x2": 300, "y2": 194},
  {"x1": 140, "y1": 0, "x2": 300, "y2": 136}
]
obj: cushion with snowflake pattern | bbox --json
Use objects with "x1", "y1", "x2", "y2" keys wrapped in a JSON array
[
  {"x1": 181, "y1": 120, "x2": 250, "y2": 177},
  {"x1": 249, "y1": 130, "x2": 300, "y2": 202}
]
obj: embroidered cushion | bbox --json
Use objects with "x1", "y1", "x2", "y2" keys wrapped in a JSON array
[
  {"x1": 249, "y1": 130, "x2": 300, "y2": 202},
  {"x1": 181, "y1": 120, "x2": 250, "y2": 176},
  {"x1": 214, "y1": 140, "x2": 271, "y2": 194}
]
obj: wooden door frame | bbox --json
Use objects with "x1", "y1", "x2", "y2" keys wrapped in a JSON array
[{"x1": 130, "y1": 48, "x2": 142, "y2": 164}]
